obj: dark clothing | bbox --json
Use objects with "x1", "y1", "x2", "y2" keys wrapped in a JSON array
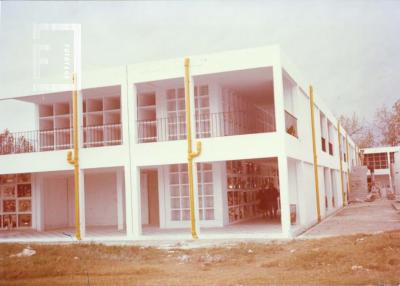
[
  {"x1": 267, "y1": 186, "x2": 279, "y2": 219},
  {"x1": 258, "y1": 188, "x2": 268, "y2": 214}
]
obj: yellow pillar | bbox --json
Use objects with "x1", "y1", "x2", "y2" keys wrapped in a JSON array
[
  {"x1": 309, "y1": 86, "x2": 321, "y2": 222},
  {"x1": 67, "y1": 73, "x2": 81, "y2": 240},
  {"x1": 184, "y1": 58, "x2": 201, "y2": 239},
  {"x1": 337, "y1": 123, "x2": 346, "y2": 206}
]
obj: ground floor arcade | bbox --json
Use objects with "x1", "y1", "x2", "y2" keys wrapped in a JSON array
[{"x1": 0, "y1": 157, "x2": 345, "y2": 242}]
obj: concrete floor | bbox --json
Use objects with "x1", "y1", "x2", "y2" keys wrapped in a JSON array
[
  {"x1": 0, "y1": 218, "x2": 289, "y2": 243},
  {"x1": 0, "y1": 226, "x2": 128, "y2": 243},
  {"x1": 300, "y1": 199, "x2": 400, "y2": 238},
  {"x1": 4, "y1": 201, "x2": 398, "y2": 245}
]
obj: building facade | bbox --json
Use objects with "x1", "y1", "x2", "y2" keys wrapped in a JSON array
[{"x1": 0, "y1": 46, "x2": 360, "y2": 242}]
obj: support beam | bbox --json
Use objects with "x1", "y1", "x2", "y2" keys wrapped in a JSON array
[
  {"x1": 78, "y1": 169, "x2": 85, "y2": 238},
  {"x1": 309, "y1": 86, "x2": 321, "y2": 223},
  {"x1": 131, "y1": 166, "x2": 142, "y2": 237},
  {"x1": 124, "y1": 67, "x2": 136, "y2": 239},
  {"x1": 278, "y1": 156, "x2": 291, "y2": 236},
  {"x1": 116, "y1": 168, "x2": 124, "y2": 231},
  {"x1": 213, "y1": 161, "x2": 228, "y2": 226},
  {"x1": 124, "y1": 165, "x2": 134, "y2": 238},
  {"x1": 387, "y1": 152, "x2": 393, "y2": 191}
]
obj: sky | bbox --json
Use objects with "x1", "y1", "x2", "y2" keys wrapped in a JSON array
[{"x1": 0, "y1": 0, "x2": 399, "y2": 132}]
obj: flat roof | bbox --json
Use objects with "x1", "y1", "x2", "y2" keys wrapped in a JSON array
[{"x1": 362, "y1": 146, "x2": 400, "y2": 153}]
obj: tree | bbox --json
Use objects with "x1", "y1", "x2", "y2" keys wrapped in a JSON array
[
  {"x1": 0, "y1": 129, "x2": 34, "y2": 155},
  {"x1": 339, "y1": 112, "x2": 364, "y2": 136},
  {"x1": 375, "y1": 99, "x2": 400, "y2": 146},
  {"x1": 339, "y1": 112, "x2": 375, "y2": 148}
]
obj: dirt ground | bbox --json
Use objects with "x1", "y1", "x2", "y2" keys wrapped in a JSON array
[
  {"x1": 1, "y1": 199, "x2": 400, "y2": 286},
  {"x1": 1, "y1": 230, "x2": 400, "y2": 286}
]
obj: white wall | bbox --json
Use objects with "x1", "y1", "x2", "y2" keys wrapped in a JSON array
[
  {"x1": 318, "y1": 166, "x2": 326, "y2": 218},
  {"x1": 298, "y1": 162, "x2": 317, "y2": 226},
  {"x1": 287, "y1": 159, "x2": 298, "y2": 205},
  {"x1": 84, "y1": 172, "x2": 118, "y2": 226},
  {"x1": 43, "y1": 175, "x2": 74, "y2": 229}
]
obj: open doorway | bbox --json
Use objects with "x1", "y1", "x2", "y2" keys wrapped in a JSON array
[{"x1": 140, "y1": 169, "x2": 159, "y2": 227}]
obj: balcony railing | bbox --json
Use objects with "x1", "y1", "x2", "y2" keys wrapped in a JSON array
[
  {"x1": 83, "y1": 124, "x2": 122, "y2": 148},
  {"x1": 0, "y1": 124, "x2": 122, "y2": 156},
  {"x1": 137, "y1": 111, "x2": 275, "y2": 143},
  {"x1": 285, "y1": 111, "x2": 298, "y2": 138},
  {"x1": 0, "y1": 128, "x2": 72, "y2": 155}
]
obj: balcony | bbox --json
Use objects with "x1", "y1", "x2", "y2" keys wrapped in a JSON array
[
  {"x1": 285, "y1": 111, "x2": 298, "y2": 138},
  {"x1": 137, "y1": 110, "x2": 275, "y2": 143},
  {"x1": 0, "y1": 124, "x2": 122, "y2": 156},
  {"x1": 83, "y1": 124, "x2": 122, "y2": 148}
]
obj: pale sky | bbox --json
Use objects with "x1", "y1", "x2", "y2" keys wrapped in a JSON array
[{"x1": 0, "y1": 0, "x2": 399, "y2": 132}]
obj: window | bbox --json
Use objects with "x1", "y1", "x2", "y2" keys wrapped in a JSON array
[
  {"x1": 0, "y1": 173, "x2": 32, "y2": 229},
  {"x1": 363, "y1": 153, "x2": 388, "y2": 169},
  {"x1": 168, "y1": 163, "x2": 214, "y2": 222},
  {"x1": 285, "y1": 111, "x2": 298, "y2": 138},
  {"x1": 321, "y1": 137, "x2": 326, "y2": 152},
  {"x1": 329, "y1": 142, "x2": 333, "y2": 156},
  {"x1": 167, "y1": 85, "x2": 210, "y2": 140}
]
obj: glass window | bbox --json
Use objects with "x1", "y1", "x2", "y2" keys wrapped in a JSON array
[
  {"x1": 168, "y1": 163, "x2": 214, "y2": 222},
  {"x1": 363, "y1": 153, "x2": 388, "y2": 169}
]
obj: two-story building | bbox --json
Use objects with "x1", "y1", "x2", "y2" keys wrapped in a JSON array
[{"x1": 0, "y1": 46, "x2": 360, "y2": 242}]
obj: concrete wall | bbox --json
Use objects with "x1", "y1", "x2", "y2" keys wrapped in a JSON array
[
  {"x1": 298, "y1": 162, "x2": 317, "y2": 226},
  {"x1": 43, "y1": 175, "x2": 74, "y2": 229},
  {"x1": 42, "y1": 171, "x2": 120, "y2": 229},
  {"x1": 85, "y1": 172, "x2": 118, "y2": 226}
]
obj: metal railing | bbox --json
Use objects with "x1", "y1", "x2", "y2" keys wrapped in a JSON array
[
  {"x1": 137, "y1": 110, "x2": 275, "y2": 143},
  {"x1": 285, "y1": 111, "x2": 298, "y2": 138},
  {"x1": 0, "y1": 128, "x2": 73, "y2": 155},
  {"x1": 0, "y1": 124, "x2": 122, "y2": 155},
  {"x1": 83, "y1": 123, "x2": 122, "y2": 148}
]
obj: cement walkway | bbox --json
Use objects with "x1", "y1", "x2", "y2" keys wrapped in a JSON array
[{"x1": 300, "y1": 199, "x2": 400, "y2": 238}]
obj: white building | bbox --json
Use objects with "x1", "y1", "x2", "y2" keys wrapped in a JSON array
[
  {"x1": 361, "y1": 146, "x2": 400, "y2": 194},
  {"x1": 0, "y1": 46, "x2": 360, "y2": 242}
]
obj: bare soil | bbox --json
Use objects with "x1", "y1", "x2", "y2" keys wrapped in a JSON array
[{"x1": 1, "y1": 230, "x2": 400, "y2": 285}]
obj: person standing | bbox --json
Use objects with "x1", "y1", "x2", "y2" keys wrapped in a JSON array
[
  {"x1": 267, "y1": 183, "x2": 279, "y2": 219},
  {"x1": 258, "y1": 184, "x2": 268, "y2": 218}
]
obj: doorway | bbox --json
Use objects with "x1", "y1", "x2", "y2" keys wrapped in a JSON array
[{"x1": 140, "y1": 169, "x2": 159, "y2": 227}]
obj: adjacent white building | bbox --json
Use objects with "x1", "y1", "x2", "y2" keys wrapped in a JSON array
[
  {"x1": 0, "y1": 46, "x2": 360, "y2": 242},
  {"x1": 361, "y1": 146, "x2": 400, "y2": 194}
]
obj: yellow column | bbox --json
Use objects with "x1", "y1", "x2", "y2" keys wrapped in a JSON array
[
  {"x1": 337, "y1": 123, "x2": 346, "y2": 206},
  {"x1": 309, "y1": 86, "x2": 321, "y2": 222},
  {"x1": 184, "y1": 58, "x2": 201, "y2": 239},
  {"x1": 67, "y1": 73, "x2": 81, "y2": 240}
]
